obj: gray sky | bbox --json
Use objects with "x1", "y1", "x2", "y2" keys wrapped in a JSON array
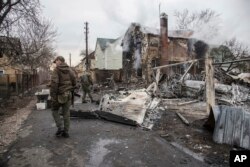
[{"x1": 41, "y1": 0, "x2": 250, "y2": 66}]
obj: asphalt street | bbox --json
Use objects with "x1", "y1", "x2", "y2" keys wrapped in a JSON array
[{"x1": 4, "y1": 103, "x2": 208, "y2": 167}]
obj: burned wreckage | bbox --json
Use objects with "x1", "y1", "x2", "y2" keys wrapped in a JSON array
[{"x1": 71, "y1": 13, "x2": 250, "y2": 150}]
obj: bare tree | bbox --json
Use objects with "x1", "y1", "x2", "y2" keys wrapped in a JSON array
[
  {"x1": 17, "y1": 18, "x2": 57, "y2": 69},
  {"x1": 1, "y1": 0, "x2": 57, "y2": 69},
  {"x1": 0, "y1": 0, "x2": 40, "y2": 33},
  {"x1": 211, "y1": 38, "x2": 249, "y2": 72},
  {"x1": 0, "y1": 0, "x2": 22, "y2": 26},
  {"x1": 224, "y1": 38, "x2": 249, "y2": 72},
  {"x1": 174, "y1": 9, "x2": 220, "y2": 39}
]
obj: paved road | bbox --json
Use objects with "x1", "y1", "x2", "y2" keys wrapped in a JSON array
[{"x1": 5, "y1": 103, "x2": 208, "y2": 167}]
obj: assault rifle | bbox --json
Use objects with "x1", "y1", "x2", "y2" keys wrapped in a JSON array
[{"x1": 71, "y1": 85, "x2": 81, "y2": 107}]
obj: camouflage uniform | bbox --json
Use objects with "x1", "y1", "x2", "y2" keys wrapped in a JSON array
[
  {"x1": 80, "y1": 74, "x2": 93, "y2": 102},
  {"x1": 50, "y1": 62, "x2": 76, "y2": 133}
]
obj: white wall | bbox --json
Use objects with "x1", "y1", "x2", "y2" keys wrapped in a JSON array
[
  {"x1": 94, "y1": 38, "x2": 122, "y2": 70},
  {"x1": 104, "y1": 38, "x2": 122, "y2": 70},
  {"x1": 95, "y1": 44, "x2": 105, "y2": 69}
]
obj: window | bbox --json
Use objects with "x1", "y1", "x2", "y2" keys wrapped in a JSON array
[
  {"x1": 0, "y1": 70, "x2": 4, "y2": 75},
  {"x1": 151, "y1": 59, "x2": 160, "y2": 67},
  {"x1": 0, "y1": 50, "x2": 3, "y2": 58}
]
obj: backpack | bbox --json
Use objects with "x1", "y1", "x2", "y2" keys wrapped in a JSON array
[{"x1": 80, "y1": 75, "x2": 91, "y2": 86}]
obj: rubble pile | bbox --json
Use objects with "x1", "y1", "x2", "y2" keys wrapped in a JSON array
[
  {"x1": 159, "y1": 71, "x2": 250, "y2": 107},
  {"x1": 214, "y1": 67, "x2": 234, "y2": 84},
  {"x1": 159, "y1": 74, "x2": 205, "y2": 99}
]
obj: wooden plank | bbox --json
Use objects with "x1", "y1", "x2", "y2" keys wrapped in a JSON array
[
  {"x1": 152, "y1": 59, "x2": 198, "y2": 70},
  {"x1": 212, "y1": 58, "x2": 250, "y2": 65},
  {"x1": 155, "y1": 69, "x2": 161, "y2": 84},
  {"x1": 176, "y1": 112, "x2": 190, "y2": 126},
  {"x1": 179, "y1": 61, "x2": 196, "y2": 83},
  {"x1": 177, "y1": 100, "x2": 199, "y2": 106},
  {"x1": 205, "y1": 54, "x2": 215, "y2": 114}
]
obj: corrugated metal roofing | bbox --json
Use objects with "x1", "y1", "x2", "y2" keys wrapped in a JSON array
[{"x1": 212, "y1": 105, "x2": 250, "y2": 150}]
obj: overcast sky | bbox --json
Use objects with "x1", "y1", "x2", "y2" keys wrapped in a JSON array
[{"x1": 40, "y1": 0, "x2": 250, "y2": 66}]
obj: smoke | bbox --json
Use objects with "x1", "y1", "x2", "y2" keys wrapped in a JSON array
[
  {"x1": 134, "y1": 48, "x2": 141, "y2": 69},
  {"x1": 99, "y1": 0, "x2": 159, "y2": 28},
  {"x1": 187, "y1": 10, "x2": 222, "y2": 43},
  {"x1": 194, "y1": 40, "x2": 209, "y2": 59},
  {"x1": 191, "y1": 18, "x2": 221, "y2": 42},
  {"x1": 121, "y1": 23, "x2": 143, "y2": 70},
  {"x1": 121, "y1": 24, "x2": 135, "y2": 52},
  {"x1": 187, "y1": 38, "x2": 197, "y2": 57},
  {"x1": 190, "y1": 1, "x2": 250, "y2": 47}
]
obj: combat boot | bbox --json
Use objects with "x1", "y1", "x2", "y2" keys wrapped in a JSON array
[
  {"x1": 55, "y1": 128, "x2": 64, "y2": 137},
  {"x1": 62, "y1": 131, "x2": 69, "y2": 138}
]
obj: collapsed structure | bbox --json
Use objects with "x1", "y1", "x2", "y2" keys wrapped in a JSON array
[
  {"x1": 74, "y1": 13, "x2": 250, "y2": 150},
  {"x1": 121, "y1": 14, "x2": 194, "y2": 83}
]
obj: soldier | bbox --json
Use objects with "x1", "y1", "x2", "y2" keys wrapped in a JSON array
[
  {"x1": 80, "y1": 73, "x2": 93, "y2": 103},
  {"x1": 50, "y1": 56, "x2": 76, "y2": 138}
]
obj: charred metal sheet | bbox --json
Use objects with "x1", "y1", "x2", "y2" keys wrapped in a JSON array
[
  {"x1": 70, "y1": 110, "x2": 99, "y2": 119},
  {"x1": 212, "y1": 105, "x2": 250, "y2": 150},
  {"x1": 95, "y1": 111, "x2": 137, "y2": 126},
  {"x1": 69, "y1": 109, "x2": 137, "y2": 126},
  {"x1": 99, "y1": 90, "x2": 161, "y2": 128},
  {"x1": 99, "y1": 91, "x2": 151, "y2": 125},
  {"x1": 69, "y1": 92, "x2": 160, "y2": 127},
  {"x1": 69, "y1": 103, "x2": 100, "y2": 119}
]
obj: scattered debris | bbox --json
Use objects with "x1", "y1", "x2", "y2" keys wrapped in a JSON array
[
  {"x1": 176, "y1": 112, "x2": 190, "y2": 126},
  {"x1": 160, "y1": 134, "x2": 169, "y2": 137}
]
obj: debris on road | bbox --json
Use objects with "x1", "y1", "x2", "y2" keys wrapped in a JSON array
[
  {"x1": 98, "y1": 89, "x2": 161, "y2": 129},
  {"x1": 176, "y1": 112, "x2": 190, "y2": 126}
]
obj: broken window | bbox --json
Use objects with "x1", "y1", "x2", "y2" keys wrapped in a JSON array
[
  {"x1": 136, "y1": 68, "x2": 142, "y2": 77},
  {"x1": 0, "y1": 49, "x2": 3, "y2": 58},
  {"x1": 151, "y1": 59, "x2": 160, "y2": 68}
]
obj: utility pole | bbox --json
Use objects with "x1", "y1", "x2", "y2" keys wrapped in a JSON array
[
  {"x1": 84, "y1": 22, "x2": 89, "y2": 71},
  {"x1": 69, "y1": 53, "x2": 71, "y2": 67}
]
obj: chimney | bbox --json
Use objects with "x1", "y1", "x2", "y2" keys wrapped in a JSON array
[{"x1": 160, "y1": 13, "x2": 168, "y2": 74}]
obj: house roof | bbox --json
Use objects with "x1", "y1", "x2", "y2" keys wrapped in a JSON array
[
  {"x1": 96, "y1": 38, "x2": 116, "y2": 50},
  {"x1": 129, "y1": 23, "x2": 193, "y2": 39},
  {"x1": 88, "y1": 51, "x2": 95, "y2": 59},
  {"x1": 78, "y1": 51, "x2": 95, "y2": 64}
]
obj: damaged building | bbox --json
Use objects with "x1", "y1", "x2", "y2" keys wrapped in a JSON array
[
  {"x1": 92, "y1": 37, "x2": 123, "y2": 83},
  {"x1": 121, "y1": 13, "x2": 195, "y2": 83}
]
